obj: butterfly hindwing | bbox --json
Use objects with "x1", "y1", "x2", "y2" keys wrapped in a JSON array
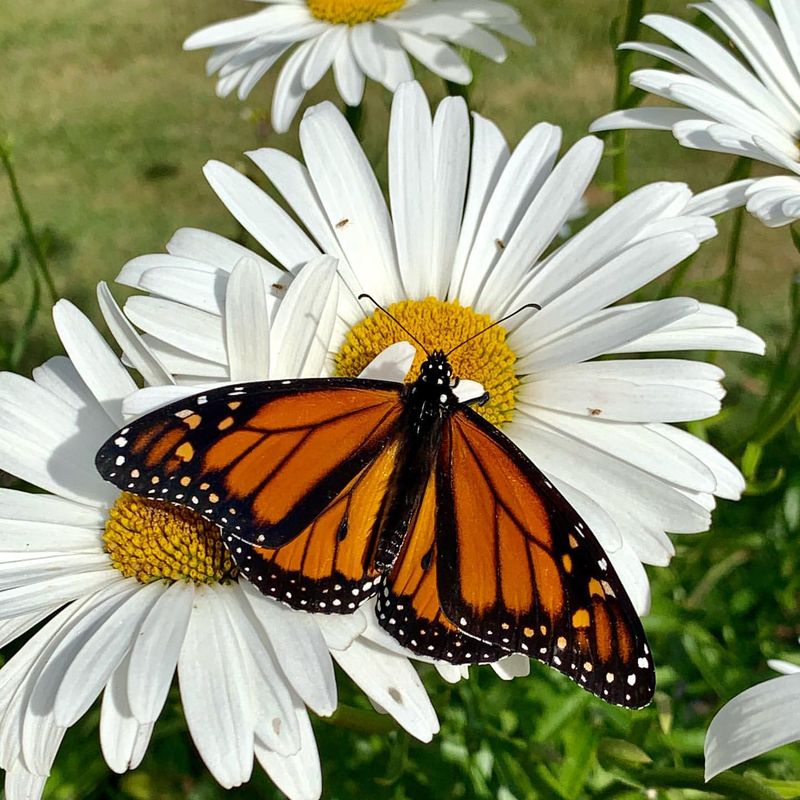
[
  {"x1": 228, "y1": 438, "x2": 404, "y2": 612},
  {"x1": 376, "y1": 470, "x2": 511, "y2": 663},
  {"x1": 434, "y1": 408, "x2": 655, "y2": 708},
  {"x1": 96, "y1": 378, "x2": 404, "y2": 549}
]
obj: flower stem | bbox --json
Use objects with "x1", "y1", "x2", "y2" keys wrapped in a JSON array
[
  {"x1": 719, "y1": 159, "x2": 754, "y2": 309},
  {"x1": 0, "y1": 137, "x2": 58, "y2": 305},
  {"x1": 344, "y1": 103, "x2": 366, "y2": 140},
  {"x1": 322, "y1": 703, "x2": 399, "y2": 735},
  {"x1": 611, "y1": 0, "x2": 646, "y2": 201},
  {"x1": 637, "y1": 767, "x2": 783, "y2": 800}
]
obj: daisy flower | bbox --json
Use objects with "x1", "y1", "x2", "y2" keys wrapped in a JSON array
[
  {"x1": 117, "y1": 81, "x2": 764, "y2": 617},
  {"x1": 590, "y1": 0, "x2": 800, "y2": 228},
  {"x1": 705, "y1": 650, "x2": 800, "y2": 779},
  {"x1": 183, "y1": 0, "x2": 533, "y2": 132},
  {"x1": 0, "y1": 268, "x2": 443, "y2": 800}
]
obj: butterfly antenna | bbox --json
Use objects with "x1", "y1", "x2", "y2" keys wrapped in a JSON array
[
  {"x1": 358, "y1": 293, "x2": 431, "y2": 356},
  {"x1": 446, "y1": 303, "x2": 542, "y2": 358}
]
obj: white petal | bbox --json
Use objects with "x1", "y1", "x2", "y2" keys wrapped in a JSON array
[
  {"x1": 396, "y1": 29, "x2": 471, "y2": 83},
  {"x1": 240, "y1": 583, "x2": 337, "y2": 717},
  {"x1": 271, "y1": 38, "x2": 316, "y2": 133},
  {"x1": 4, "y1": 763, "x2": 46, "y2": 799},
  {"x1": 300, "y1": 102, "x2": 402, "y2": 300},
  {"x1": 221, "y1": 589, "x2": 301, "y2": 756},
  {"x1": 203, "y1": 160, "x2": 321, "y2": 271},
  {"x1": 178, "y1": 585, "x2": 254, "y2": 788},
  {"x1": 517, "y1": 298, "x2": 700, "y2": 373},
  {"x1": 315, "y1": 610, "x2": 367, "y2": 651},
  {"x1": 0, "y1": 489, "x2": 104, "y2": 527},
  {"x1": 649, "y1": 423, "x2": 745, "y2": 500},
  {"x1": 226, "y1": 257, "x2": 272, "y2": 382},
  {"x1": 449, "y1": 112, "x2": 508, "y2": 298},
  {"x1": 332, "y1": 35, "x2": 365, "y2": 106},
  {"x1": 127, "y1": 580, "x2": 194, "y2": 724},
  {"x1": 23, "y1": 580, "x2": 137, "y2": 773},
  {"x1": 255, "y1": 706, "x2": 322, "y2": 800},
  {"x1": 705, "y1": 673, "x2": 800, "y2": 780},
  {"x1": 52, "y1": 301, "x2": 136, "y2": 425},
  {"x1": 431, "y1": 96, "x2": 470, "y2": 298},
  {"x1": 165, "y1": 228, "x2": 283, "y2": 280},
  {"x1": 97, "y1": 283, "x2": 174, "y2": 388},
  {"x1": 478, "y1": 137, "x2": 605, "y2": 315},
  {"x1": 389, "y1": 82, "x2": 435, "y2": 299},
  {"x1": 122, "y1": 384, "x2": 215, "y2": 419},
  {"x1": 491, "y1": 654, "x2": 530, "y2": 681},
  {"x1": 246, "y1": 149, "x2": 344, "y2": 259},
  {"x1": 515, "y1": 231, "x2": 700, "y2": 344},
  {"x1": 53, "y1": 581, "x2": 162, "y2": 726},
  {"x1": 0, "y1": 569, "x2": 120, "y2": 621},
  {"x1": 100, "y1": 654, "x2": 154, "y2": 773},
  {"x1": 124, "y1": 297, "x2": 227, "y2": 363},
  {"x1": 522, "y1": 404, "x2": 717, "y2": 492},
  {"x1": 358, "y1": 342, "x2": 414, "y2": 382},
  {"x1": 457, "y1": 122, "x2": 561, "y2": 306},
  {"x1": 686, "y1": 180, "x2": 754, "y2": 216},
  {"x1": 271, "y1": 255, "x2": 338, "y2": 378},
  {"x1": 331, "y1": 639, "x2": 439, "y2": 741}
]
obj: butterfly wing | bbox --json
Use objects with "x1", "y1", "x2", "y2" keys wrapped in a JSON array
[
  {"x1": 96, "y1": 379, "x2": 407, "y2": 611},
  {"x1": 434, "y1": 407, "x2": 655, "y2": 708},
  {"x1": 376, "y1": 469, "x2": 511, "y2": 664}
]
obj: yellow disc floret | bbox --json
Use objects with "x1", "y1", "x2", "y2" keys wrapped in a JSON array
[
  {"x1": 307, "y1": 0, "x2": 405, "y2": 25},
  {"x1": 335, "y1": 297, "x2": 520, "y2": 426},
  {"x1": 104, "y1": 492, "x2": 236, "y2": 584}
]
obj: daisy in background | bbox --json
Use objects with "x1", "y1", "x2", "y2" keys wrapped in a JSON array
[
  {"x1": 590, "y1": 0, "x2": 800, "y2": 228},
  {"x1": 0, "y1": 266, "x2": 446, "y2": 800},
  {"x1": 117, "y1": 80, "x2": 764, "y2": 618},
  {"x1": 183, "y1": 0, "x2": 533, "y2": 132},
  {"x1": 705, "y1": 647, "x2": 800, "y2": 780}
]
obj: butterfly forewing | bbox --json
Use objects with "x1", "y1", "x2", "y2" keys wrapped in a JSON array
[
  {"x1": 96, "y1": 378, "x2": 403, "y2": 551},
  {"x1": 434, "y1": 408, "x2": 655, "y2": 708}
]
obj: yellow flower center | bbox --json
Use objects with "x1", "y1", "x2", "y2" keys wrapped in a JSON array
[
  {"x1": 307, "y1": 0, "x2": 405, "y2": 25},
  {"x1": 103, "y1": 493, "x2": 236, "y2": 584},
  {"x1": 335, "y1": 297, "x2": 519, "y2": 427}
]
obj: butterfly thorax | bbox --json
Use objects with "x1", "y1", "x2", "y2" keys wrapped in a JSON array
[
  {"x1": 401, "y1": 350, "x2": 461, "y2": 433},
  {"x1": 371, "y1": 352, "x2": 460, "y2": 571}
]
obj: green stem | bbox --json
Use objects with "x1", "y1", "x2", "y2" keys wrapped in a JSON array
[
  {"x1": 611, "y1": 0, "x2": 646, "y2": 201},
  {"x1": 743, "y1": 263, "x2": 800, "y2": 450},
  {"x1": 0, "y1": 138, "x2": 57, "y2": 304},
  {"x1": 344, "y1": 103, "x2": 365, "y2": 140},
  {"x1": 753, "y1": 365, "x2": 800, "y2": 447},
  {"x1": 638, "y1": 767, "x2": 783, "y2": 800},
  {"x1": 321, "y1": 704, "x2": 399, "y2": 735}
]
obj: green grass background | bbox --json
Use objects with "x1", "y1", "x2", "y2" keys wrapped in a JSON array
[{"x1": 2, "y1": 0, "x2": 800, "y2": 798}]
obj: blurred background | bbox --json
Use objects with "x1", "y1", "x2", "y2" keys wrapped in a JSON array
[{"x1": 2, "y1": 0, "x2": 800, "y2": 798}]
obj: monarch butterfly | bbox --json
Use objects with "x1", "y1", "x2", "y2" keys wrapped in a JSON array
[{"x1": 96, "y1": 303, "x2": 655, "y2": 708}]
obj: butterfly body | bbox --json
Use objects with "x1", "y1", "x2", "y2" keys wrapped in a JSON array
[{"x1": 97, "y1": 350, "x2": 656, "y2": 707}]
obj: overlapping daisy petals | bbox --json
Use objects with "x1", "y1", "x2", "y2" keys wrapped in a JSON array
[
  {"x1": 589, "y1": 0, "x2": 800, "y2": 227},
  {"x1": 0, "y1": 295, "x2": 445, "y2": 800},
  {"x1": 117, "y1": 83, "x2": 763, "y2": 617},
  {"x1": 183, "y1": 0, "x2": 532, "y2": 132}
]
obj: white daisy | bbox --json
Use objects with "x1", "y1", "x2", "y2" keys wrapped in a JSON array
[
  {"x1": 705, "y1": 651, "x2": 800, "y2": 779},
  {"x1": 589, "y1": 0, "x2": 800, "y2": 228},
  {"x1": 183, "y1": 0, "x2": 533, "y2": 132},
  {"x1": 0, "y1": 272, "x2": 442, "y2": 800},
  {"x1": 117, "y1": 81, "x2": 765, "y2": 618}
]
